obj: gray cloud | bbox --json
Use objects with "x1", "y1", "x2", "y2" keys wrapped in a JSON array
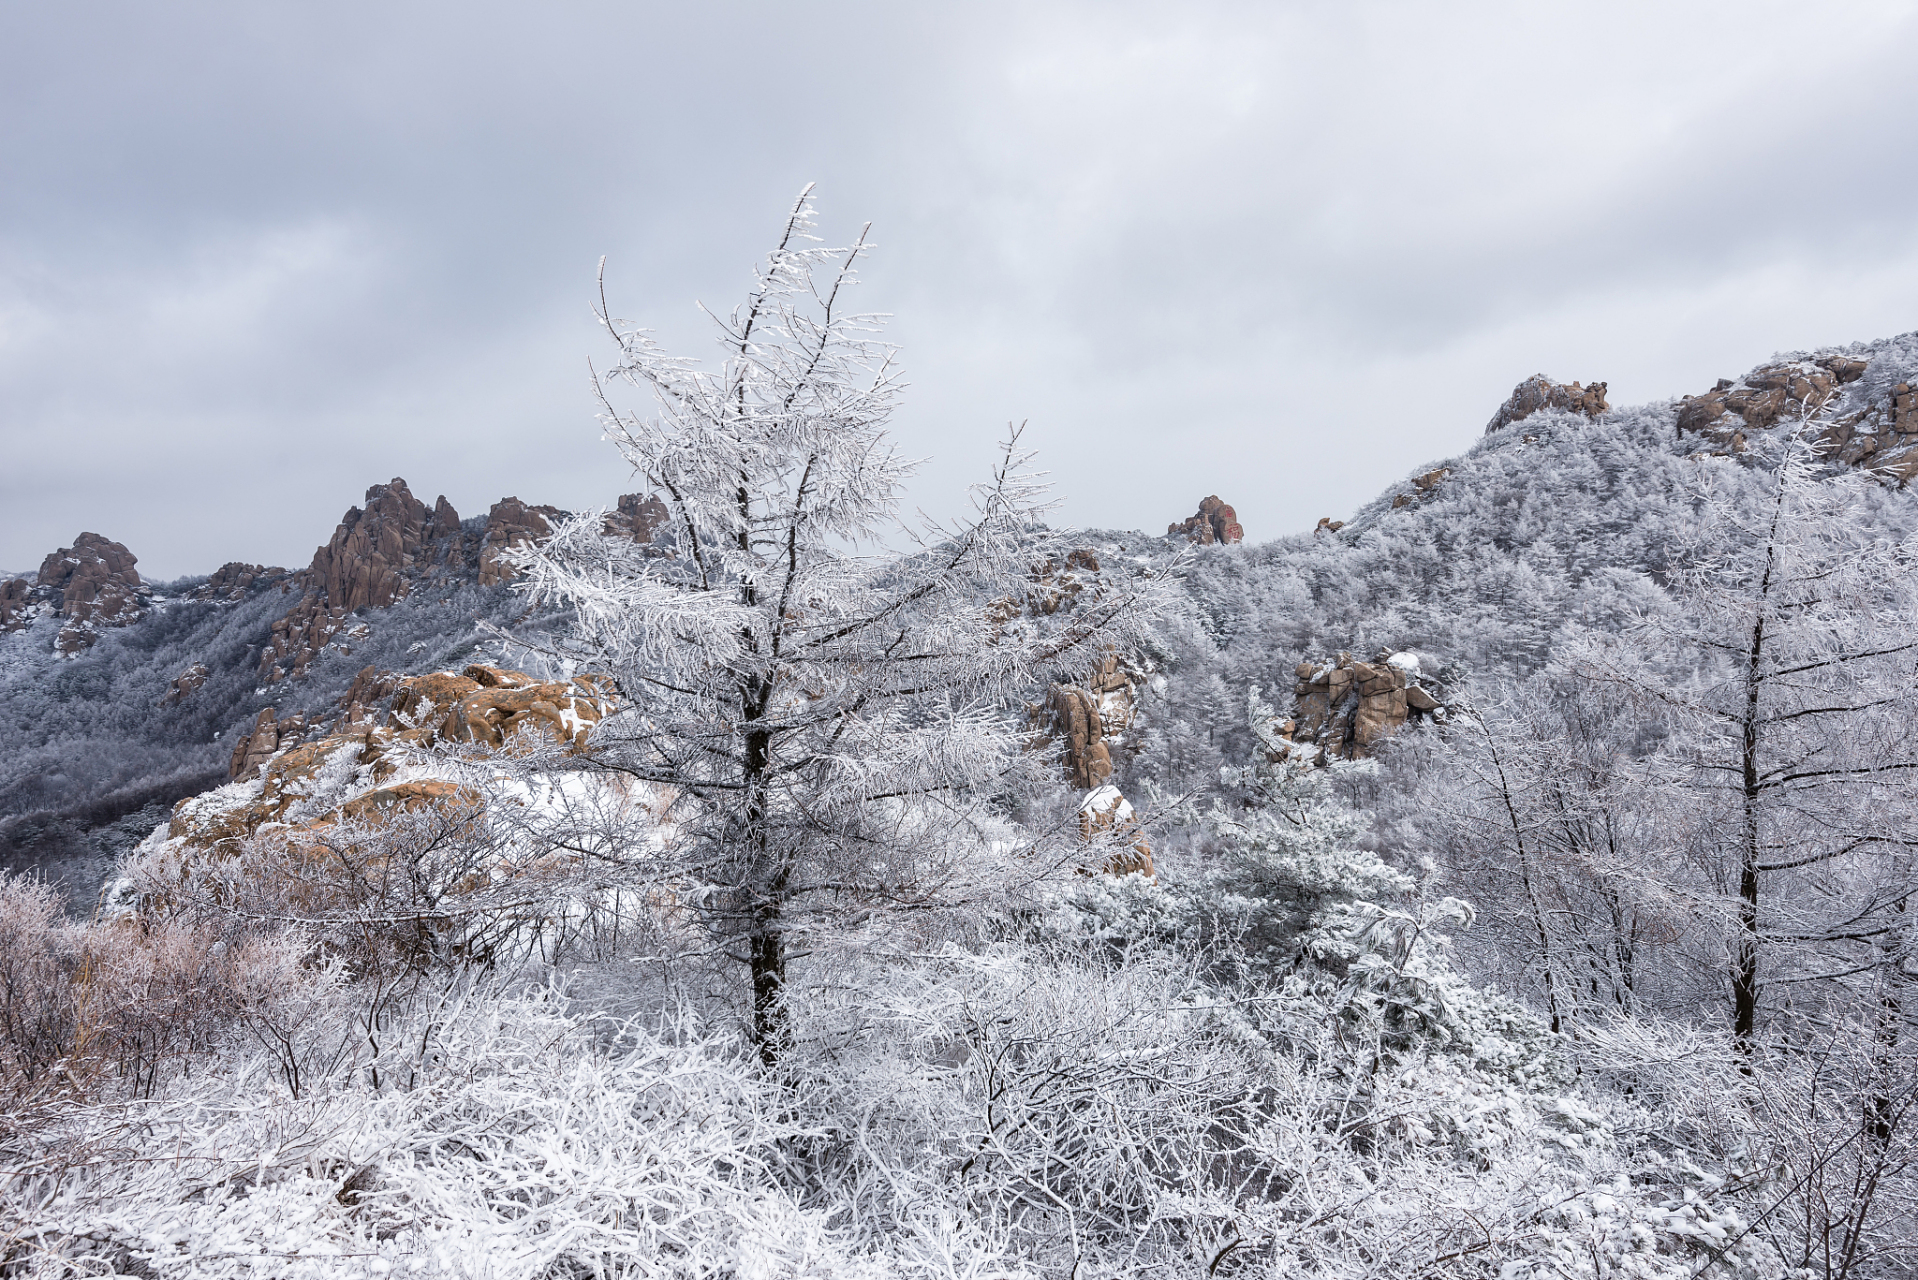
[{"x1": 2, "y1": 0, "x2": 1915, "y2": 577}]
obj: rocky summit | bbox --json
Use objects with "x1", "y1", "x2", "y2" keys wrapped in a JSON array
[
  {"x1": 1168, "y1": 495, "x2": 1243, "y2": 544},
  {"x1": 0, "y1": 532, "x2": 150, "y2": 654}
]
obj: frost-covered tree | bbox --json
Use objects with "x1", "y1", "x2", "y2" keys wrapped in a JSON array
[
  {"x1": 1585, "y1": 435, "x2": 1918, "y2": 1055},
  {"x1": 513, "y1": 190, "x2": 1166, "y2": 1062}
]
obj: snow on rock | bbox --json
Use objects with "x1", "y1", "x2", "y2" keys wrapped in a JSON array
[
  {"x1": 170, "y1": 663, "x2": 615, "y2": 858},
  {"x1": 1078, "y1": 783, "x2": 1154, "y2": 879},
  {"x1": 1485, "y1": 375, "x2": 1610, "y2": 435}
]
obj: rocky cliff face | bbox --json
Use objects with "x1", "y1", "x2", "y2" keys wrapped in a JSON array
[
  {"x1": 1168, "y1": 496, "x2": 1243, "y2": 545},
  {"x1": 1485, "y1": 376, "x2": 1609, "y2": 434}
]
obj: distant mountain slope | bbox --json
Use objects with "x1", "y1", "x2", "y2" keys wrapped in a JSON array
[{"x1": 6, "y1": 331, "x2": 1915, "y2": 905}]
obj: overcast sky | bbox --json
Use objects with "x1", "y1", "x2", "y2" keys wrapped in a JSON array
[{"x1": 4, "y1": 1, "x2": 1916, "y2": 579}]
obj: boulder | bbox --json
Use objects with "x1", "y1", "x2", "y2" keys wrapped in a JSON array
[
  {"x1": 1168, "y1": 495, "x2": 1244, "y2": 545},
  {"x1": 1314, "y1": 517, "x2": 1345, "y2": 534},
  {"x1": 160, "y1": 663, "x2": 210, "y2": 707},
  {"x1": 1485, "y1": 376, "x2": 1609, "y2": 434}
]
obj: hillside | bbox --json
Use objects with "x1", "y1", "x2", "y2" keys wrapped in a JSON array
[
  {"x1": 6, "y1": 316, "x2": 1918, "y2": 1277},
  {"x1": 6, "y1": 334, "x2": 1916, "y2": 906}
]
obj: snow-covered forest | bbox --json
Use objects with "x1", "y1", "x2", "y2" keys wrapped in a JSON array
[{"x1": 4, "y1": 195, "x2": 1918, "y2": 1278}]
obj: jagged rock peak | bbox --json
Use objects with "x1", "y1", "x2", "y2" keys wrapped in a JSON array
[
  {"x1": 1168, "y1": 496, "x2": 1243, "y2": 545},
  {"x1": 1485, "y1": 375, "x2": 1609, "y2": 435},
  {"x1": 312, "y1": 478, "x2": 438, "y2": 613},
  {"x1": 25, "y1": 532, "x2": 148, "y2": 653}
]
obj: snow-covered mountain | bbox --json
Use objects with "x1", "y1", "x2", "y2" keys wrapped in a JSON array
[{"x1": 6, "y1": 333, "x2": 1917, "y2": 908}]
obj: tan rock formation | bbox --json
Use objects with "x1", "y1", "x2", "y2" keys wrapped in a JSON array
[
  {"x1": 1678, "y1": 355, "x2": 1869, "y2": 452},
  {"x1": 1031, "y1": 652, "x2": 1138, "y2": 789},
  {"x1": 1078, "y1": 785, "x2": 1154, "y2": 879},
  {"x1": 1485, "y1": 375, "x2": 1609, "y2": 434},
  {"x1": 184, "y1": 664, "x2": 611, "y2": 853},
  {"x1": 1168, "y1": 496, "x2": 1244, "y2": 545},
  {"x1": 1314, "y1": 518, "x2": 1345, "y2": 534},
  {"x1": 35, "y1": 533, "x2": 146, "y2": 653},
  {"x1": 161, "y1": 663, "x2": 210, "y2": 707},
  {"x1": 478, "y1": 497, "x2": 566, "y2": 586},
  {"x1": 1288, "y1": 651, "x2": 1444, "y2": 760}
]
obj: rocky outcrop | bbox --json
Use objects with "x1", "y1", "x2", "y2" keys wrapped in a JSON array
[
  {"x1": 1168, "y1": 496, "x2": 1243, "y2": 545},
  {"x1": 1032, "y1": 652, "x2": 1138, "y2": 789},
  {"x1": 1274, "y1": 651, "x2": 1447, "y2": 762},
  {"x1": 184, "y1": 664, "x2": 611, "y2": 852},
  {"x1": 34, "y1": 533, "x2": 147, "y2": 653},
  {"x1": 1391, "y1": 467, "x2": 1452, "y2": 510},
  {"x1": 0, "y1": 577, "x2": 29, "y2": 634},
  {"x1": 1813, "y1": 375, "x2": 1918, "y2": 479},
  {"x1": 194, "y1": 562, "x2": 287, "y2": 601},
  {"x1": 605, "y1": 493, "x2": 669, "y2": 544},
  {"x1": 1678, "y1": 355, "x2": 1868, "y2": 450},
  {"x1": 1314, "y1": 518, "x2": 1345, "y2": 535},
  {"x1": 1485, "y1": 376, "x2": 1609, "y2": 434},
  {"x1": 228, "y1": 707, "x2": 313, "y2": 781},
  {"x1": 478, "y1": 497, "x2": 566, "y2": 587},
  {"x1": 161, "y1": 663, "x2": 210, "y2": 707},
  {"x1": 1078, "y1": 785, "x2": 1154, "y2": 880}
]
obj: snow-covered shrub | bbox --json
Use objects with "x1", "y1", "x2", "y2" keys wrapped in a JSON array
[{"x1": 2, "y1": 988, "x2": 1018, "y2": 1280}]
